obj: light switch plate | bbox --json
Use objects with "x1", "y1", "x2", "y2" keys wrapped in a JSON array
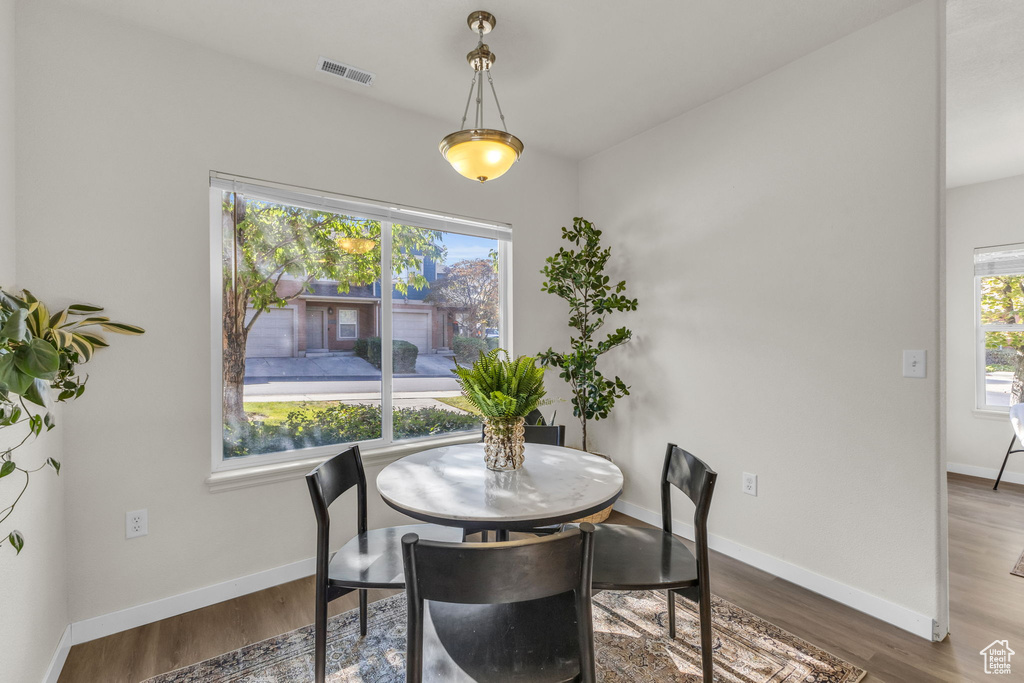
[{"x1": 903, "y1": 350, "x2": 926, "y2": 378}]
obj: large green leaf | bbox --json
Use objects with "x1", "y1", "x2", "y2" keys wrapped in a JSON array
[
  {"x1": 13, "y1": 338, "x2": 60, "y2": 380},
  {"x1": 23, "y1": 378, "x2": 52, "y2": 408},
  {"x1": 0, "y1": 308, "x2": 28, "y2": 342},
  {"x1": 0, "y1": 353, "x2": 33, "y2": 395},
  {"x1": 0, "y1": 461, "x2": 15, "y2": 478}
]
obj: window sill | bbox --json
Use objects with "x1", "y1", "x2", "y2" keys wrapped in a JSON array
[
  {"x1": 973, "y1": 408, "x2": 1010, "y2": 421},
  {"x1": 205, "y1": 432, "x2": 482, "y2": 493}
]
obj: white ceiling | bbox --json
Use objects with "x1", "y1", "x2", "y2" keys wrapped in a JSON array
[
  {"x1": 947, "y1": 0, "x2": 1024, "y2": 188},
  {"x1": 60, "y1": 0, "x2": 919, "y2": 160}
]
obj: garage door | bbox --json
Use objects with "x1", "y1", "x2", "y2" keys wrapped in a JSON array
[
  {"x1": 246, "y1": 308, "x2": 294, "y2": 358},
  {"x1": 393, "y1": 312, "x2": 429, "y2": 352}
]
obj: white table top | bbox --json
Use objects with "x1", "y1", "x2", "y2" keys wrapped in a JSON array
[{"x1": 376, "y1": 442, "x2": 624, "y2": 529}]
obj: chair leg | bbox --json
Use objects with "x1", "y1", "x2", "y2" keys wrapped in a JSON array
[
  {"x1": 994, "y1": 434, "x2": 1018, "y2": 490},
  {"x1": 314, "y1": 581, "x2": 328, "y2": 683},
  {"x1": 359, "y1": 589, "x2": 368, "y2": 636},
  {"x1": 667, "y1": 590, "x2": 676, "y2": 639},
  {"x1": 698, "y1": 589, "x2": 715, "y2": 681}
]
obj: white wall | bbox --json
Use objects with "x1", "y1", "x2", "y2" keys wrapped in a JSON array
[
  {"x1": 0, "y1": 411, "x2": 69, "y2": 683},
  {"x1": 580, "y1": 0, "x2": 945, "y2": 634},
  {"x1": 1, "y1": 2, "x2": 71, "y2": 681},
  {"x1": 0, "y1": 0, "x2": 14, "y2": 288},
  {"x1": 947, "y1": 173, "x2": 1024, "y2": 483},
  {"x1": 14, "y1": 0, "x2": 577, "y2": 625}
]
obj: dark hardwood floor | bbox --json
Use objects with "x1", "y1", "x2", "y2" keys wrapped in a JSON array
[{"x1": 58, "y1": 473, "x2": 1024, "y2": 682}]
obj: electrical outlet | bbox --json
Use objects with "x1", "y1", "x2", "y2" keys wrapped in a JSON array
[
  {"x1": 126, "y1": 509, "x2": 148, "y2": 539},
  {"x1": 742, "y1": 473, "x2": 757, "y2": 497}
]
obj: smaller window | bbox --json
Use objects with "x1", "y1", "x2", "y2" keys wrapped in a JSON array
[
  {"x1": 975, "y1": 244, "x2": 1024, "y2": 411},
  {"x1": 337, "y1": 309, "x2": 358, "y2": 339}
]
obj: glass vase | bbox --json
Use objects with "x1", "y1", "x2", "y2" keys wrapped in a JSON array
[{"x1": 483, "y1": 416, "x2": 526, "y2": 470}]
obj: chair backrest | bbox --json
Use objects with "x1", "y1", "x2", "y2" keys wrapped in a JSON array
[
  {"x1": 402, "y1": 523, "x2": 594, "y2": 605},
  {"x1": 525, "y1": 424, "x2": 565, "y2": 446},
  {"x1": 306, "y1": 445, "x2": 368, "y2": 539},
  {"x1": 479, "y1": 423, "x2": 566, "y2": 447},
  {"x1": 661, "y1": 444, "x2": 716, "y2": 530},
  {"x1": 403, "y1": 525, "x2": 595, "y2": 683}
]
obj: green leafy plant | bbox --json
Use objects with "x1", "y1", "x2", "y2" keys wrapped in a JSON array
[
  {"x1": 0, "y1": 288, "x2": 143, "y2": 555},
  {"x1": 538, "y1": 217, "x2": 638, "y2": 452},
  {"x1": 452, "y1": 348, "x2": 546, "y2": 419}
]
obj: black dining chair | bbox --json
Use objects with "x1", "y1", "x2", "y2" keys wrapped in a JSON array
[
  {"x1": 402, "y1": 523, "x2": 597, "y2": 683},
  {"x1": 478, "y1": 423, "x2": 566, "y2": 446},
  {"x1": 590, "y1": 443, "x2": 717, "y2": 681},
  {"x1": 306, "y1": 445, "x2": 463, "y2": 683}
]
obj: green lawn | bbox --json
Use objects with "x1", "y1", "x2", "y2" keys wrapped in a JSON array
[
  {"x1": 245, "y1": 401, "x2": 344, "y2": 425},
  {"x1": 434, "y1": 396, "x2": 479, "y2": 415}
]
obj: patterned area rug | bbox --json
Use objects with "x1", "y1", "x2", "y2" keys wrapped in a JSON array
[
  {"x1": 1013, "y1": 549, "x2": 1024, "y2": 577},
  {"x1": 144, "y1": 590, "x2": 865, "y2": 682}
]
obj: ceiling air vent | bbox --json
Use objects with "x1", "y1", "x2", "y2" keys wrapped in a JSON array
[{"x1": 316, "y1": 57, "x2": 376, "y2": 86}]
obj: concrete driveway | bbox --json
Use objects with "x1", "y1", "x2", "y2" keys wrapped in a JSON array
[{"x1": 244, "y1": 353, "x2": 458, "y2": 383}]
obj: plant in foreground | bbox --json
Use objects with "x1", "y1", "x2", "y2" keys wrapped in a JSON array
[{"x1": 0, "y1": 289, "x2": 143, "y2": 555}]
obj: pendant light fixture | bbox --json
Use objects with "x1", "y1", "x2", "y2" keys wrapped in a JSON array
[{"x1": 439, "y1": 11, "x2": 524, "y2": 183}]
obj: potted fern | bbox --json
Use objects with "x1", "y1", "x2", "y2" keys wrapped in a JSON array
[{"x1": 452, "y1": 349, "x2": 546, "y2": 471}]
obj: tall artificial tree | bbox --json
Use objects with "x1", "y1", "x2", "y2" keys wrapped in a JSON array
[{"x1": 538, "y1": 217, "x2": 638, "y2": 452}]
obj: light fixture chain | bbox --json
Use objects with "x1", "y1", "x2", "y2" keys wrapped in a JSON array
[
  {"x1": 486, "y1": 70, "x2": 508, "y2": 132},
  {"x1": 460, "y1": 75, "x2": 476, "y2": 130},
  {"x1": 475, "y1": 70, "x2": 484, "y2": 129}
]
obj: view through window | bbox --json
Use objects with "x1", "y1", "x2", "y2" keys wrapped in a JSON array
[
  {"x1": 215, "y1": 178, "x2": 507, "y2": 461},
  {"x1": 976, "y1": 244, "x2": 1024, "y2": 410}
]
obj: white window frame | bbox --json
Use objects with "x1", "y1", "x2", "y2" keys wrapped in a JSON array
[
  {"x1": 974, "y1": 243, "x2": 1024, "y2": 412},
  {"x1": 209, "y1": 172, "x2": 513, "y2": 473},
  {"x1": 336, "y1": 308, "x2": 359, "y2": 340}
]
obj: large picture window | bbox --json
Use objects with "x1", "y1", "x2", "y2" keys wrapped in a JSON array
[
  {"x1": 211, "y1": 174, "x2": 511, "y2": 467},
  {"x1": 975, "y1": 244, "x2": 1024, "y2": 411}
]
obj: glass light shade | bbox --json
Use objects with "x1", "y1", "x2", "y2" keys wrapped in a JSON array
[
  {"x1": 439, "y1": 129, "x2": 524, "y2": 183},
  {"x1": 336, "y1": 237, "x2": 375, "y2": 254}
]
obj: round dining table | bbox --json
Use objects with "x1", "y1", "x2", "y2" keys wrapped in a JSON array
[{"x1": 376, "y1": 442, "x2": 623, "y2": 533}]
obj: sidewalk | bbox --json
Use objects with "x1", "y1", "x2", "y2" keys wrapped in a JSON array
[{"x1": 244, "y1": 353, "x2": 457, "y2": 383}]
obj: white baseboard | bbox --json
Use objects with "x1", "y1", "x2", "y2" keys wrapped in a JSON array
[
  {"x1": 69, "y1": 557, "x2": 316, "y2": 645},
  {"x1": 42, "y1": 624, "x2": 72, "y2": 683},
  {"x1": 946, "y1": 461, "x2": 1024, "y2": 486},
  {"x1": 612, "y1": 499, "x2": 938, "y2": 641},
  {"x1": 63, "y1": 493, "x2": 947, "y2": 653}
]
